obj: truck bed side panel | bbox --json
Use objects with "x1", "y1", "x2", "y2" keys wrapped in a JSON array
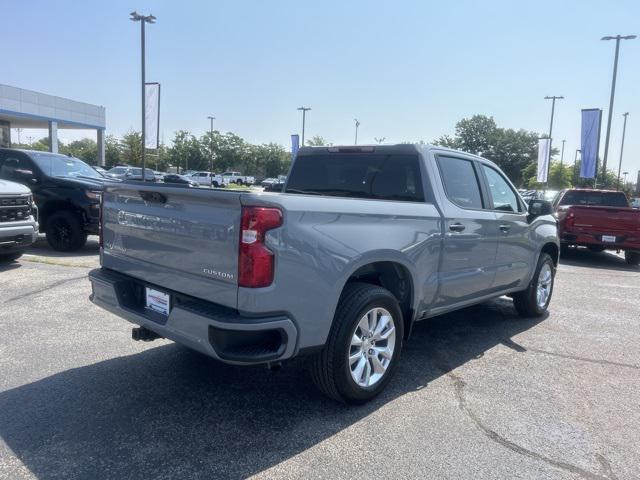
[{"x1": 236, "y1": 193, "x2": 442, "y2": 349}]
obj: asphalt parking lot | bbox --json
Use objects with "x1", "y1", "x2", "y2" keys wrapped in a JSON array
[{"x1": 1, "y1": 237, "x2": 639, "y2": 480}]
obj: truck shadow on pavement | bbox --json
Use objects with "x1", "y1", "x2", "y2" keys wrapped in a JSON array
[
  {"x1": 23, "y1": 235, "x2": 100, "y2": 259},
  {"x1": 0, "y1": 299, "x2": 543, "y2": 479},
  {"x1": 559, "y1": 247, "x2": 639, "y2": 272}
]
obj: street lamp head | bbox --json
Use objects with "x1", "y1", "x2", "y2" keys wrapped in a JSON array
[
  {"x1": 601, "y1": 35, "x2": 637, "y2": 41},
  {"x1": 130, "y1": 11, "x2": 156, "y2": 23},
  {"x1": 297, "y1": 106, "x2": 311, "y2": 112},
  {"x1": 207, "y1": 115, "x2": 215, "y2": 120},
  {"x1": 544, "y1": 95, "x2": 564, "y2": 100}
]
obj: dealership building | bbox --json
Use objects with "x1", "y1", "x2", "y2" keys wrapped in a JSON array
[{"x1": 0, "y1": 84, "x2": 106, "y2": 165}]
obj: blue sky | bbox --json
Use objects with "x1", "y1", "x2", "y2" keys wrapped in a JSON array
[{"x1": 4, "y1": 0, "x2": 640, "y2": 177}]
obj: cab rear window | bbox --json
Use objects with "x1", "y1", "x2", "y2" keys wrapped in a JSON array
[
  {"x1": 559, "y1": 191, "x2": 628, "y2": 207},
  {"x1": 285, "y1": 153, "x2": 424, "y2": 202}
]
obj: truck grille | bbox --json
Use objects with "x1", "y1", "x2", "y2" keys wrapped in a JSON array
[{"x1": 0, "y1": 195, "x2": 32, "y2": 223}]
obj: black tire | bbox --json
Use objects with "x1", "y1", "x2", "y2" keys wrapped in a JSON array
[
  {"x1": 311, "y1": 282, "x2": 404, "y2": 404},
  {"x1": 236, "y1": 179, "x2": 243, "y2": 185},
  {"x1": 212, "y1": 181, "x2": 219, "y2": 187},
  {"x1": 587, "y1": 245, "x2": 606, "y2": 253},
  {"x1": 513, "y1": 253, "x2": 555, "y2": 317},
  {"x1": 625, "y1": 251, "x2": 640, "y2": 266},
  {"x1": 0, "y1": 252, "x2": 23, "y2": 262},
  {"x1": 45, "y1": 211, "x2": 87, "y2": 252}
]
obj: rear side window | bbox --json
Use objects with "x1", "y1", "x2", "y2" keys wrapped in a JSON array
[
  {"x1": 286, "y1": 153, "x2": 424, "y2": 202},
  {"x1": 559, "y1": 191, "x2": 629, "y2": 207},
  {"x1": 437, "y1": 156, "x2": 483, "y2": 209}
]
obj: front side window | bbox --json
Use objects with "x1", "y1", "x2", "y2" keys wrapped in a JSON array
[
  {"x1": 286, "y1": 153, "x2": 424, "y2": 202},
  {"x1": 30, "y1": 152, "x2": 101, "y2": 179},
  {"x1": 0, "y1": 155, "x2": 33, "y2": 180},
  {"x1": 437, "y1": 156, "x2": 483, "y2": 209},
  {"x1": 481, "y1": 165, "x2": 520, "y2": 212}
]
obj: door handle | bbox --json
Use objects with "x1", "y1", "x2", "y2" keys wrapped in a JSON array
[
  {"x1": 499, "y1": 224, "x2": 511, "y2": 233},
  {"x1": 449, "y1": 223, "x2": 466, "y2": 232}
]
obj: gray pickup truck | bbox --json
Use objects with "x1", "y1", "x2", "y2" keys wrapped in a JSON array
[{"x1": 89, "y1": 144, "x2": 559, "y2": 403}]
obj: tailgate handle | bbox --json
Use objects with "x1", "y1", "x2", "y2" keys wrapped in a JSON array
[{"x1": 139, "y1": 191, "x2": 167, "y2": 204}]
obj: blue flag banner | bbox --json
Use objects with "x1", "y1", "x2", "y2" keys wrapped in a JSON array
[
  {"x1": 291, "y1": 134, "x2": 300, "y2": 161},
  {"x1": 580, "y1": 109, "x2": 602, "y2": 179}
]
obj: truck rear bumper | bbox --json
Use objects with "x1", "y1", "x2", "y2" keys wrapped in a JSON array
[
  {"x1": 561, "y1": 231, "x2": 640, "y2": 251},
  {"x1": 88, "y1": 268, "x2": 298, "y2": 365}
]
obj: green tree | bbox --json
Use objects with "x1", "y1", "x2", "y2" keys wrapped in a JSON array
[
  {"x1": 168, "y1": 131, "x2": 206, "y2": 173},
  {"x1": 434, "y1": 115, "x2": 557, "y2": 187},
  {"x1": 306, "y1": 135, "x2": 328, "y2": 146},
  {"x1": 120, "y1": 130, "x2": 143, "y2": 166},
  {"x1": 434, "y1": 115, "x2": 497, "y2": 155},
  {"x1": 61, "y1": 138, "x2": 98, "y2": 164},
  {"x1": 105, "y1": 135, "x2": 122, "y2": 167}
]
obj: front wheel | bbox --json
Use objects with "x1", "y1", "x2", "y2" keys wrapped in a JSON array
[
  {"x1": 625, "y1": 251, "x2": 640, "y2": 266},
  {"x1": 311, "y1": 282, "x2": 403, "y2": 404},
  {"x1": 45, "y1": 211, "x2": 87, "y2": 252},
  {"x1": 513, "y1": 253, "x2": 555, "y2": 317}
]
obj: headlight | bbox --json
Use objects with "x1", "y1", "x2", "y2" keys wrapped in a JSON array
[{"x1": 85, "y1": 190, "x2": 102, "y2": 201}]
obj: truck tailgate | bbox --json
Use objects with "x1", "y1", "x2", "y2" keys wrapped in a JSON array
[
  {"x1": 101, "y1": 183, "x2": 242, "y2": 309},
  {"x1": 569, "y1": 206, "x2": 640, "y2": 233}
]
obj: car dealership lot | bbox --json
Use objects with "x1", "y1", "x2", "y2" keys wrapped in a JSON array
[{"x1": 1, "y1": 239, "x2": 639, "y2": 480}]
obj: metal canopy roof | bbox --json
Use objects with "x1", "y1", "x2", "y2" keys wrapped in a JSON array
[{"x1": 0, "y1": 84, "x2": 105, "y2": 130}]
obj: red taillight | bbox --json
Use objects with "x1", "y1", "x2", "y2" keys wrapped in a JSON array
[
  {"x1": 98, "y1": 192, "x2": 104, "y2": 248},
  {"x1": 565, "y1": 211, "x2": 575, "y2": 229},
  {"x1": 238, "y1": 206, "x2": 283, "y2": 288}
]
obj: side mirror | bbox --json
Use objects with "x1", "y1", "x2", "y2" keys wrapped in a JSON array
[
  {"x1": 528, "y1": 199, "x2": 553, "y2": 217},
  {"x1": 13, "y1": 168, "x2": 37, "y2": 183}
]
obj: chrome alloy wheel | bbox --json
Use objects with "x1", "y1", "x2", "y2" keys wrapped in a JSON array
[
  {"x1": 348, "y1": 307, "x2": 396, "y2": 388},
  {"x1": 536, "y1": 263, "x2": 553, "y2": 309}
]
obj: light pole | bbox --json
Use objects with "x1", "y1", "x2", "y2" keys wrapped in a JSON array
[
  {"x1": 573, "y1": 149, "x2": 580, "y2": 185},
  {"x1": 374, "y1": 137, "x2": 385, "y2": 144},
  {"x1": 601, "y1": 35, "x2": 636, "y2": 182},
  {"x1": 560, "y1": 140, "x2": 566, "y2": 168},
  {"x1": 297, "y1": 106, "x2": 311, "y2": 146},
  {"x1": 207, "y1": 115, "x2": 215, "y2": 186},
  {"x1": 623, "y1": 171, "x2": 629, "y2": 187},
  {"x1": 544, "y1": 95, "x2": 564, "y2": 188},
  {"x1": 354, "y1": 118, "x2": 360, "y2": 145},
  {"x1": 616, "y1": 112, "x2": 629, "y2": 190},
  {"x1": 130, "y1": 11, "x2": 156, "y2": 180}
]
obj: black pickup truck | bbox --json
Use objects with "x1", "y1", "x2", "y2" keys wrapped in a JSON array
[{"x1": 0, "y1": 148, "x2": 115, "y2": 251}]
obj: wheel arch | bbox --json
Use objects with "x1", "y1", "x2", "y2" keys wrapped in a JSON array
[
  {"x1": 541, "y1": 242, "x2": 559, "y2": 266},
  {"x1": 340, "y1": 260, "x2": 416, "y2": 339}
]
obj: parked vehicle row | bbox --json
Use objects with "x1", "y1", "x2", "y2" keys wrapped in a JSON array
[{"x1": 89, "y1": 144, "x2": 560, "y2": 403}]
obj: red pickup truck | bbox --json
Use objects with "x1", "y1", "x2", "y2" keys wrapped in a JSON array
[{"x1": 553, "y1": 189, "x2": 640, "y2": 265}]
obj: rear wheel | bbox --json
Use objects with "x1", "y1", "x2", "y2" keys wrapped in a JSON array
[
  {"x1": 513, "y1": 253, "x2": 555, "y2": 317},
  {"x1": 625, "y1": 251, "x2": 640, "y2": 266},
  {"x1": 311, "y1": 282, "x2": 403, "y2": 404},
  {"x1": 45, "y1": 211, "x2": 87, "y2": 252}
]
